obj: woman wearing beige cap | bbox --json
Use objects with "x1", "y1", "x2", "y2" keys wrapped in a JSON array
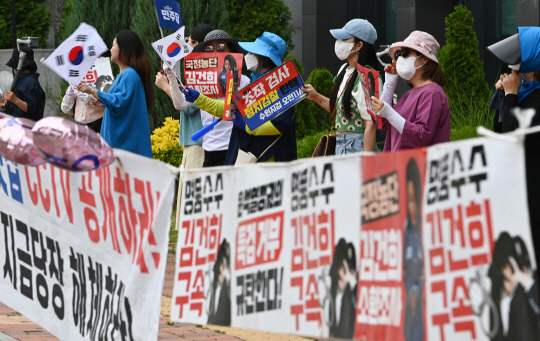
[{"x1": 372, "y1": 31, "x2": 450, "y2": 152}]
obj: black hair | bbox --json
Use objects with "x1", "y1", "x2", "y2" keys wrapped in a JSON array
[
  {"x1": 212, "y1": 239, "x2": 230, "y2": 289},
  {"x1": 222, "y1": 55, "x2": 237, "y2": 72},
  {"x1": 488, "y1": 233, "x2": 532, "y2": 307},
  {"x1": 95, "y1": 75, "x2": 113, "y2": 92},
  {"x1": 190, "y1": 24, "x2": 215, "y2": 44},
  {"x1": 115, "y1": 30, "x2": 154, "y2": 111},
  {"x1": 329, "y1": 238, "x2": 356, "y2": 298},
  {"x1": 329, "y1": 38, "x2": 383, "y2": 119},
  {"x1": 367, "y1": 72, "x2": 376, "y2": 97}
]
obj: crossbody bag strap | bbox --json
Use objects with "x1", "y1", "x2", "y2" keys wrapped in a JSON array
[
  {"x1": 330, "y1": 70, "x2": 356, "y2": 133},
  {"x1": 256, "y1": 134, "x2": 283, "y2": 161}
]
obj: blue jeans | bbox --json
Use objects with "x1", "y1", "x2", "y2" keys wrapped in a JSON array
[{"x1": 336, "y1": 132, "x2": 367, "y2": 155}]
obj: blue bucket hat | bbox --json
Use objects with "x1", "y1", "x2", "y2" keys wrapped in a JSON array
[
  {"x1": 239, "y1": 32, "x2": 287, "y2": 67},
  {"x1": 330, "y1": 19, "x2": 377, "y2": 45}
]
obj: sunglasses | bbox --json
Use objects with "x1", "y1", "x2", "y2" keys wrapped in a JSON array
[
  {"x1": 205, "y1": 43, "x2": 227, "y2": 52},
  {"x1": 394, "y1": 48, "x2": 410, "y2": 59}
]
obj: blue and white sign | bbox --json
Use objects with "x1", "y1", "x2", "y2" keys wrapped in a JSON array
[{"x1": 154, "y1": 0, "x2": 182, "y2": 31}]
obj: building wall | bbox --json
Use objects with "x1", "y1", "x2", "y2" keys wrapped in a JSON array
[{"x1": 293, "y1": 0, "x2": 540, "y2": 88}]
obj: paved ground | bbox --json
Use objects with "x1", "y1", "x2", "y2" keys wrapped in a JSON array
[{"x1": 0, "y1": 255, "x2": 313, "y2": 341}]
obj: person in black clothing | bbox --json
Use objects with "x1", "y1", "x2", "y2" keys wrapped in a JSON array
[
  {"x1": 328, "y1": 238, "x2": 357, "y2": 339},
  {"x1": 2, "y1": 46, "x2": 45, "y2": 121},
  {"x1": 487, "y1": 26, "x2": 540, "y2": 270},
  {"x1": 487, "y1": 232, "x2": 539, "y2": 341},
  {"x1": 207, "y1": 239, "x2": 231, "y2": 326}
]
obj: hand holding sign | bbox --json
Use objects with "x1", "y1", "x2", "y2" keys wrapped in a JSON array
[{"x1": 183, "y1": 87, "x2": 200, "y2": 103}]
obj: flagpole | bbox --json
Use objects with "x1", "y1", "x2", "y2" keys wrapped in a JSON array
[{"x1": 153, "y1": 0, "x2": 165, "y2": 38}]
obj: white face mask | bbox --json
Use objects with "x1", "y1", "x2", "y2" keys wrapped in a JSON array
[
  {"x1": 334, "y1": 40, "x2": 356, "y2": 60},
  {"x1": 396, "y1": 55, "x2": 424, "y2": 80},
  {"x1": 244, "y1": 53, "x2": 259, "y2": 72}
]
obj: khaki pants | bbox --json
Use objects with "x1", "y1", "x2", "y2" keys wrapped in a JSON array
[{"x1": 175, "y1": 145, "x2": 204, "y2": 230}]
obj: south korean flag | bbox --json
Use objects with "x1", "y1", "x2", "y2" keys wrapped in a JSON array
[
  {"x1": 43, "y1": 22, "x2": 108, "y2": 85},
  {"x1": 152, "y1": 26, "x2": 192, "y2": 70}
]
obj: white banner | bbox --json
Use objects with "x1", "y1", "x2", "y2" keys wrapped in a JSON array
[
  {"x1": 0, "y1": 149, "x2": 176, "y2": 340},
  {"x1": 171, "y1": 137, "x2": 538, "y2": 341}
]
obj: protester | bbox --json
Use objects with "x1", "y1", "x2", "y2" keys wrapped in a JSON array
[
  {"x1": 183, "y1": 31, "x2": 297, "y2": 165},
  {"x1": 486, "y1": 26, "x2": 540, "y2": 269},
  {"x1": 302, "y1": 19, "x2": 382, "y2": 154},
  {"x1": 155, "y1": 24, "x2": 214, "y2": 169},
  {"x1": 371, "y1": 31, "x2": 450, "y2": 152},
  {"x1": 2, "y1": 46, "x2": 45, "y2": 121},
  {"x1": 191, "y1": 29, "x2": 247, "y2": 167},
  {"x1": 79, "y1": 29, "x2": 153, "y2": 158},
  {"x1": 184, "y1": 23, "x2": 214, "y2": 47},
  {"x1": 61, "y1": 84, "x2": 105, "y2": 133}
]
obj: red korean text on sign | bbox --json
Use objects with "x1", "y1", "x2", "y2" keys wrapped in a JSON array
[
  {"x1": 175, "y1": 214, "x2": 222, "y2": 319},
  {"x1": 427, "y1": 199, "x2": 494, "y2": 341},
  {"x1": 235, "y1": 211, "x2": 284, "y2": 270},
  {"x1": 289, "y1": 210, "x2": 335, "y2": 331}
]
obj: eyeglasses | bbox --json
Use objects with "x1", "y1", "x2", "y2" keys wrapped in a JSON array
[
  {"x1": 205, "y1": 43, "x2": 227, "y2": 52},
  {"x1": 394, "y1": 48, "x2": 410, "y2": 59}
]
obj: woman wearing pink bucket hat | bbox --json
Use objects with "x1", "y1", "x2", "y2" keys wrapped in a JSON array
[{"x1": 371, "y1": 30, "x2": 450, "y2": 152}]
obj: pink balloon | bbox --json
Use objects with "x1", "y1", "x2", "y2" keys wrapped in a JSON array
[
  {"x1": 32, "y1": 117, "x2": 115, "y2": 171},
  {"x1": 0, "y1": 117, "x2": 45, "y2": 166}
]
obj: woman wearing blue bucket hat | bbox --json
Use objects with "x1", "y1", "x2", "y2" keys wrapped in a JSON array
[
  {"x1": 302, "y1": 18, "x2": 384, "y2": 155},
  {"x1": 183, "y1": 31, "x2": 297, "y2": 165}
]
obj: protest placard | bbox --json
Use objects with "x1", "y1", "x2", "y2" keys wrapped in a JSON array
[
  {"x1": 184, "y1": 52, "x2": 244, "y2": 98},
  {"x1": 233, "y1": 60, "x2": 306, "y2": 131}
]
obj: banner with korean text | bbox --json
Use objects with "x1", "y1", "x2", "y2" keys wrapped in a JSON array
[
  {"x1": 0, "y1": 150, "x2": 176, "y2": 340},
  {"x1": 184, "y1": 52, "x2": 244, "y2": 98},
  {"x1": 233, "y1": 60, "x2": 306, "y2": 131},
  {"x1": 171, "y1": 137, "x2": 537, "y2": 341}
]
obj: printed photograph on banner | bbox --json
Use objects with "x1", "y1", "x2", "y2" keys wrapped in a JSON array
[
  {"x1": 286, "y1": 156, "x2": 362, "y2": 339},
  {"x1": 152, "y1": 26, "x2": 192, "y2": 69},
  {"x1": 0, "y1": 151, "x2": 176, "y2": 340},
  {"x1": 184, "y1": 52, "x2": 244, "y2": 98},
  {"x1": 171, "y1": 168, "x2": 236, "y2": 325},
  {"x1": 358, "y1": 149, "x2": 428, "y2": 341},
  {"x1": 233, "y1": 59, "x2": 307, "y2": 131},
  {"x1": 356, "y1": 63, "x2": 382, "y2": 129},
  {"x1": 79, "y1": 57, "x2": 114, "y2": 92},
  {"x1": 42, "y1": 22, "x2": 108, "y2": 85},
  {"x1": 423, "y1": 138, "x2": 537, "y2": 341},
  {"x1": 232, "y1": 165, "x2": 289, "y2": 328}
]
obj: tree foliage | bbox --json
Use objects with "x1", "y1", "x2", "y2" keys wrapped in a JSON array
[
  {"x1": 178, "y1": 0, "x2": 229, "y2": 33},
  {"x1": 224, "y1": 0, "x2": 294, "y2": 48},
  {"x1": 0, "y1": 0, "x2": 51, "y2": 49},
  {"x1": 294, "y1": 68, "x2": 334, "y2": 138},
  {"x1": 60, "y1": 0, "x2": 132, "y2": 50},
  {"x1": 438, "y1": 4, "x2": 491, "y2": 130}
]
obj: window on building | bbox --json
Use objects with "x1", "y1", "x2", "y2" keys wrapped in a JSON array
[
  {"x1": 386, "y1": 0, "x2": 397, "y2": 44},
  {"x1": 501, "y1": 0, "x2": 516, "y2": 35}
]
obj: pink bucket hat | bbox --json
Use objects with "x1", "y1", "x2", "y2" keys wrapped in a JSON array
[{"x1": 389, "y1": 31, "x2": 440, "y2": 64}]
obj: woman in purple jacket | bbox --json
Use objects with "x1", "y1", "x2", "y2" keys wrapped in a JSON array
[{"x1": 372, "y1": 31, "x2": 450, "y2": 151}]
